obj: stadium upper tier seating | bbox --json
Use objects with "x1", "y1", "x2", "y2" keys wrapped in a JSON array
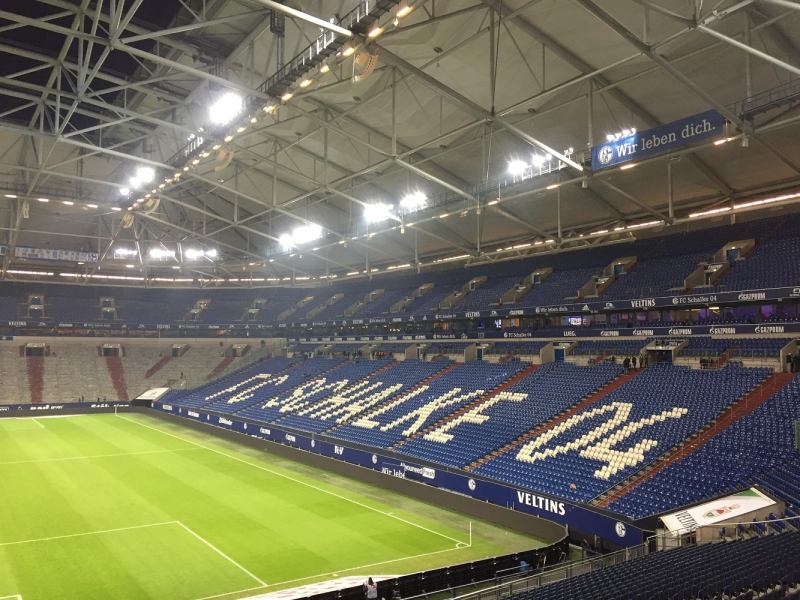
[
  {"x1": 162, "y1": 351, "x2": 799, "y2": 520},
  {"x1": 5, "y1": 213, "x2": 800, "y2": 325},
  {"x1": 515, "y1": 531, "x2": 800, "y2": 600}
]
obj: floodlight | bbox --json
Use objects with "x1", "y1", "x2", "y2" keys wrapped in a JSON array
[
  {"x1": 119, "y1": 187, "x2": 130, "y2": 196},
  {"x1": 135, "y1": 166, "x2": 155, "y2": 184},
  {"x1": 208, "y1": 92, "x2": 244, "y2": 126},
  {"x1": 364, "y1": 203, "x2": 393, "y2": 223},
  {"x1": 149, "y1": 248, "x2": 175, "y2": 259},
  {"x1": 507, "y1": 159, "x2": 528, "y2": 177},
  {"x1": 400, "y1": 191, "x2": 427, "y2": 212}
]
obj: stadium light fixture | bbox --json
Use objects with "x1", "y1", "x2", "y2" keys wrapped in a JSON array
[
  {"x1": 368, "y1": 25, "x2": 384, "y2": 38},
  {"x1": 530, "y1": 154, "x2": 546, "y2": 167},
  {"x1": 208, "y1": 92, "x2": 244, "y2": 126},
  {"x1": 299, "y1": 78, "x2": 313, "y2": 88},
  {"x1": 400, "y1": 191, "x2": 427, "y2": 212},
  {"x1": 62, "y1": 200, "x2": 74, "y2": 206},
  {"x1": 364, "y1": 203, "x2": 394, "y2": 223},
  {"x1": 119, "y1": 187, "x2": 130, "y2": 196},
  {"x1": 281, "y1": 92, "x2": 294, "y2": 102},
  {"x1": 136, "y1": 166, "x2": 155, "y2": 184},
  {"x1": 279, "y1": 224, "x2": 324, "y2": 251},
  {"x1": 396, "y1": 2, "x2": 413, "y2": 18},
  {"x1": 292, "y1": 223, "x2": 323, "y2": 245},
  {"x1": 37, "y1": 197, "x2": 49, "y2": 203},
  {"x1": 4, "y1": 193, "x2": 17, "y2": 198},
  {"x1": 279, "y1": 233, "x2": 294, "y2": 252},
  {"x1": 320, "y1": 63, "x2": 330, "y2": 74},
  {"x1": 507, "y1": 159, "x2": 528, "y2": 177},
  {"x1": 149, "y1": 248, "x2": 176, "y2": 259},
  {"x1": 184, "y1": 248, "x2": 218, "y2": 260},
  {"x1": 342, "y1": 45, "x2": 355, "y2": 57},
  {"x1": 113, "y1": 247, "x2": 137, "y2": 258}
]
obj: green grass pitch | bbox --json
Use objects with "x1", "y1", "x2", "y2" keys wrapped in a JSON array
[{"x1": 0, "y1": 413, "x2": 544, "y2": 600}]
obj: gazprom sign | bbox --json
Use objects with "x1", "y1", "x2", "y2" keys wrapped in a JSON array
[{"x1": 592, "y1": 109, "x2": 726, "y2": 170}]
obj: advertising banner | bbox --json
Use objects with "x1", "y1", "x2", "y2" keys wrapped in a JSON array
[
  {"x1": 154, "y1": 402, "x2": 644, "y2": 546},
  {"x1": 660, "y1": 488, "x2": 776, "y2": 533},
  {"x1": 591, "y1": 110, "x2": 727, "y2": 170}
]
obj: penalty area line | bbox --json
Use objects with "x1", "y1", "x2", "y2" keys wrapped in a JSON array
[
  {"x1": 0, "y1": 521, "x2": 178, "y2": 548},
  {"x1": 117, "y1": 414, "x2": 469, "y2": 547},
  {"x1": 191, "y1": 543, "x2": 472, "y2": 600},
  {"x1": 174, "y1": 521, "x2": 267, "y2": 588}
]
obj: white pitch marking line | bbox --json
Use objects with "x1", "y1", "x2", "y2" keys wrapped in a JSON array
[
  {"x1": 30, "y1": 418, "x2": 45, "y2": 430},
  {"x1": 117, "y1": 415, "x2": 468, "y2": 547},
  {"x1": 0, "y1": 447, "x2": 200, "y2": 467},
  {"x1": 191, "y1": 544, "x2": 471, "y2": 600},
  {"x1": 0, "y1": 521, "x2": 178, "y2": 548},
  {"x1": 0, "y1": 594, "x2": 23, "y2": 600},
  {"x1": 175, "y1": 521, "x2": 267, "y2": 588}
]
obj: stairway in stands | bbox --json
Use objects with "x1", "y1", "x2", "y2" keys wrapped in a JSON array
[
  {"x1": 145, "y1": 355, "x2": 172, "y2": 379},
  {"x1": 105, "y1": 356, "x2": 129, "y2": 401},
  {"x1": 26, "y1": 356, "x2": 44, "y2": 404},
  {"x1": 395, "y1": 363, "x2": 540, "y2": 448},
  {"x1": 594, "y1": 371, "x2": 795, "y2": 508},
  {"x1": 465, "y1": 367, "x2": 643, "y2": 471},
  {"x1": 206, "y1": 356, "x2": 235, "y2": 381}
]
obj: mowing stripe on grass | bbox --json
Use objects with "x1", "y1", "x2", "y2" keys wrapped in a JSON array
[
  {"x1": 0, "y1": 521, "x2": 177, "y2": 547},
  {"x1": 117, "y1": 414, "x2": 468, "y2": 547},
  {"x1": 175, "y1": 521, "x2": 268, "y2": 588},
  {"x1": 0, "y1": 447, "x2": 201, "y2": 467}
]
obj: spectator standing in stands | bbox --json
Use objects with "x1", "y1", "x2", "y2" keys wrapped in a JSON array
[
  {"x1": 364, "y1": 578, "x2": 378, "y2": 600},
  {"x1": 632, "y1": 356, "x2": 637, "y2": 369},
  {"x1": 623, "y1": 357, "x2": 630, "y2": 372}
]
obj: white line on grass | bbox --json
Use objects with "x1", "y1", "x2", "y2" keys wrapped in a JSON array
[
  {"x1": 192, "y1": 544, "x2": 472, "y2": 600},
  {"x1": 30, "y1": 418, "x2": 45, "y2": 429},
  {"x1": 0, "y1": 447, "x2": 200, "y2": 467},
  {"x1": 0, "y1": 594, "x2": 23, "y2": 599},
  {"x1": 0, "y1": 521, "x2": 177, "y2": 548},
  {"x1": 117, "y1": 415, "x2": 468, "y2": 547},
  {"x1": 175, "y1": 521, "x2": 267, "y2": 587}
]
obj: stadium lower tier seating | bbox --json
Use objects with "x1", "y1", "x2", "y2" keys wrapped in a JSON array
[
  {"x1": 517, "y1": 531, "x2": 800, "y2": 600},
  {"x1": 162, "y1": 354, "x2": 800, "y2": 521},
  {"x1": 475, "y1": 363, "x2": 771, "y2": 503},
  {"x1": 609, "y1": 375, "x2": 800, "y2": 519},
  {"x1": 396, "y1": 362, "x2": 623, "y2": 468}
]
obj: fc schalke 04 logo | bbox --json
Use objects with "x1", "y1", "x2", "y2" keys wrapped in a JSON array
[
  {"x1": 467, "y1": 478, "x2": 477, "y2": 491},
  {"x1": 615, "y1": 522, "x2": 627, "y2": 538},
  {"x1": 598, "y1": 145, "x2": 614, "y2": 165}
]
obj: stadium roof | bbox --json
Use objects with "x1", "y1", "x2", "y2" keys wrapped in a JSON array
[{"x1": 0, "y1": 0, "x2": 799, "y2": 284}]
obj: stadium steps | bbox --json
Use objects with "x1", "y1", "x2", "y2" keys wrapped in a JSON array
[
  {"x1": 105, "y1": 356, "x2": 129, "y2": 401},
  {"x1": 144, "y1": 355, "x2": 171, "y2": 379},
  {"x1": 593, "y1": 371, "x2": 795, "y2": 508},
  {"x1": 394, "y1": 363, "x2": 542, "y2": 448},
  {"x1": 464, "y1": 367, "x2": 644, "y2": 472},
  {"x1": 26, "y1": 356, "x2": 44, "y2": 404},
  {"x1": 206, "y1": 356, "x2": 235, "y2": 381}
]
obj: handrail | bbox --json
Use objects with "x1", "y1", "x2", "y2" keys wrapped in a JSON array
[{"x1": 443, "y1": 516, "x2": 800, "y2": 600}]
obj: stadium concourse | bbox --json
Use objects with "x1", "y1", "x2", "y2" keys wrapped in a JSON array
[{"x1": 2, "y1": 0, "x2": 800, "y2": 598}]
